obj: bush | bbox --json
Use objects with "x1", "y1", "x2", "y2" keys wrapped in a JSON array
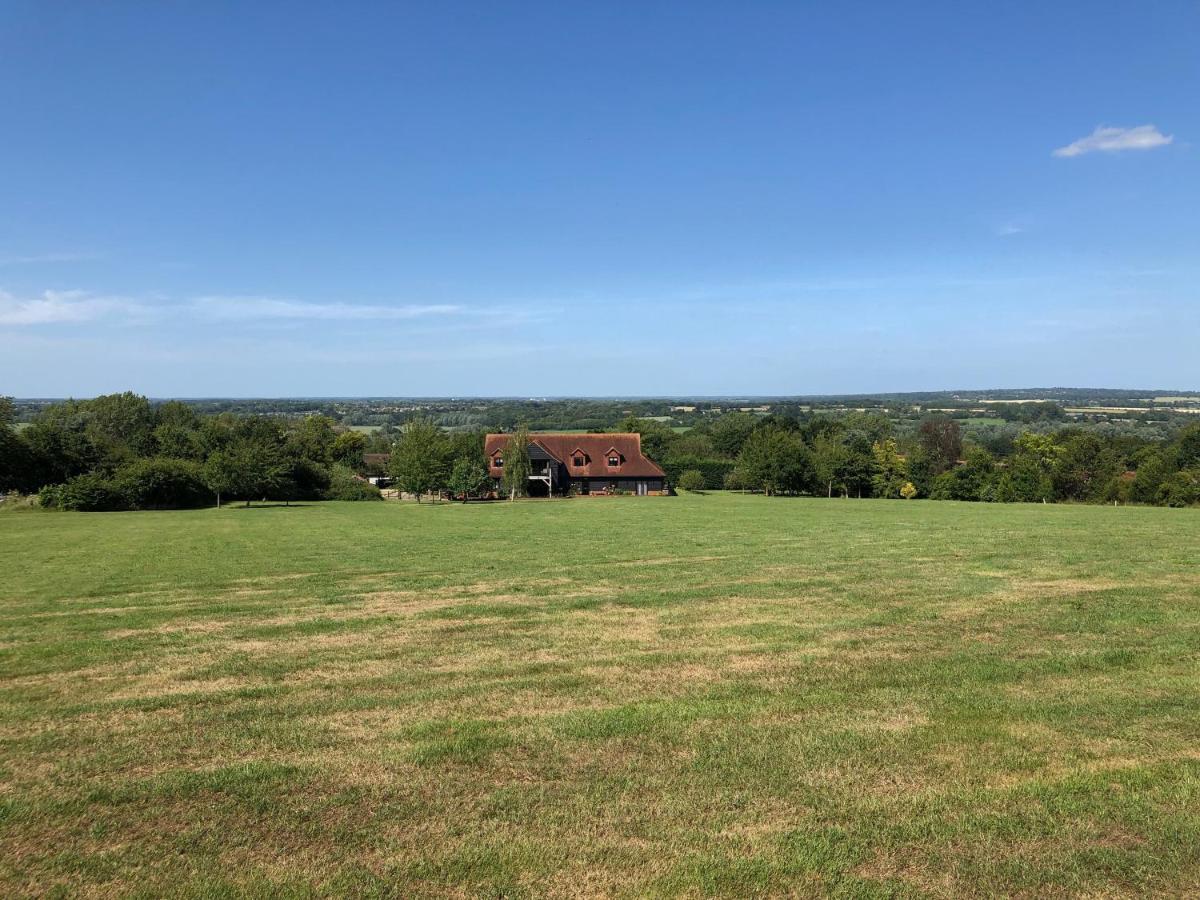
[
  {"x1": 324, "y1": 464, "x2": 383, "y2": 501},
  {"x1": 39, "y1": 472, "x2": 129, "y2": 511},
  {"x1": 663, "y1": 455, "x2": 735, "y2": 490},
  {"x1": 1159, "y1": 470, "x2": 1200, "y2": 508},
  {"x1": 676, "y1": 470, "x2": 706, "y2": 492},
  {"x1": 114, "y1": 457, "x2": 211, "y2": 509}
]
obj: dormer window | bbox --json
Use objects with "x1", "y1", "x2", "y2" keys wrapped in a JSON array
[
  {"x1": 607, "y1": 455, "x2": 620, "y2": 467},
  {"x1": 573, "y1": 455, "x2": 585, "y2": 467},
  {"x1": 494, "y1": 455, "x2": 503, "y2": 467}
]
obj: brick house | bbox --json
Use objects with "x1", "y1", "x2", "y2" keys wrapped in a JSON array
[{"x1": 485, "y1": 433, "x2": 667, "y2": 496}]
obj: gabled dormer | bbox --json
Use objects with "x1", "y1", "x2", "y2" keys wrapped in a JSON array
[
  {"x1": 604, "y1": 447, "x2": 623, "y2": 468},
  {"x1": 569, "y1": 447, "x2": 589, "y2": 468}
]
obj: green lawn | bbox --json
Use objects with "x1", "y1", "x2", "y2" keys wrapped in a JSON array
[{"x1": 2, "y1": 496, "x2": 1198, "y2": 897}]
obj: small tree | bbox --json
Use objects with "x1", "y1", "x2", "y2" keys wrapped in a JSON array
[
  {"x1": 900, "y1": 481, "x2": 918, "y2": 500},
  {"x1": 448, "y1": 458, "x2": 489, "y2": 502},
  {"x1": 501, "y1": 424, "x2": 532, "y2": 501},
  {"x1": 202, "y1": 449, "x2": 239, "y2": 508},
  {"x1": 871, "y1": 439, "x2": 907, "y2": 498},
  {"x1": 676, "y1": 469, "x2": 706, "y2": 493},
  {"x1": 389, "y1": 417, "x2": 449, "y2": 502}
]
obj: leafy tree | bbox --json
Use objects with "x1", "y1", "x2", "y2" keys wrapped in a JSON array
[
  {"x1": 324, "y1": 464, "x2": 383, "y2": 501},
  {"x1": 930, "y1": 447, "x2": 995, "y2": 501},
  {"x1": 1159, "y1": 469, "x2": 1200, "y2": 507},
  {"x1": 500, "y1": 424, "x2": 532, "y2": 500},
  {"x1": 1130, "y1": 451, "x2": 1171, "y2": 505},
  {"x1": 900, "y1": 481, "x2": 918, "y2": 500},
  {"x1": 38, "y1": 472, "x2": 128, "y2": 511},
  {"x1": 389, "y1": 417, "x2": 450, "y2": 502},
  {"x1": 331, "y1": 430, "x2": 368, "y2": 468},
  {"x1": 0, "y1": 397, "x2": 37, "y2": 493},
  {"x1": 86, "y1": 392, "x2": 157, "y2": 462},
  {"x1": 676, "y1": 469, "x2": 706, "y2": 492},
  {"x1": 114, "y1": 458, "x2": 211, "y2": 509},
  {"x1": 202, "y1": 450, "x2": 239, "y2": 508},
  {"x1": 870, "y1": 439, "x2": 907, "y2": 499},
  {"x1": 709, "y1": 413, "x2": 759, "y2": 458},
  {"x1": 448, "y1": 458, "x2": 490, "y2": 502},
  {"x1": 1052, "y1": 432, "x2": 1122, "y2": 502},
  {"x1": 811, "y1": 434, "x2": 849, "y2": 498},
  {"x1": 992, "y1": 453, "x2": 1054, "y2": 503},
  {"x1": 289, "y1": 415, "x2": 338, "y2": 465},
  {"x1": 1172, "y1": 423, "x2": 1200, "y2": 470},
  {"x1": 734, "y1": 425, "x2": 813, "y2": 496},
  {"x1": 903, "y1": 445, "x2": 939, "y2": 498},
  {"x1": 918, "y1": 415, "x2": 963, "y2": 473},
  {"x1": 616, "y1": 416, "x2": 675, "y2": 464}
]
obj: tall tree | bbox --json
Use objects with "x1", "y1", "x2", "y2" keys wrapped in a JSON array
[
  {"x1": 917, "y1": 415, "x2": 963, "y2": 473},
  {"x1": 870, "y1": 439, "x2": 908, "y2": 499},
  {"x1": 501, "y1": 424, "x2": 532, "y2": 500},
  {"x1": 811, "y1": 433, "x2": 849, "y2": 498},
  {"x1": 389, "y1": 417, "x2": 449, "y2": 502},
  {"x1": 734, "y1": 425, "x2": 813, "y2": 496}
]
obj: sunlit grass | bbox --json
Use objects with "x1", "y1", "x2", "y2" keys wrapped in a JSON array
[{"x1": 1, "y1": 495, "x2": 1198, "y2": 896}]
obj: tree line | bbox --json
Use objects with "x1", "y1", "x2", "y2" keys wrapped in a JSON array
[
  {"x1": 3, "y1": 394, "x2": 1198, "y2": 509},
  {"x1": 0, "y1": 393, "x2": 380, "y2": 510},
  {"x1": 622, "y1": 411, "x2": 1200, "y2": 506}
]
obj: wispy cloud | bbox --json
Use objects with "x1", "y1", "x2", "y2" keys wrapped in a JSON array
[
  {"x1": 191, "y1": 296, "x2": 464, "y2": 322},
  {"x1": 0, "y1": 252, "x2": 103, "y2": 267},
  {"x1": 1053, "y1": 124, "x2": 1173, "y2": 158},
  {"x1": 0, "y1": 287, "x2": 554, "y2": 330},
  {"x1": 0, "y1": 289, "x2": 147, "y2": 326}
]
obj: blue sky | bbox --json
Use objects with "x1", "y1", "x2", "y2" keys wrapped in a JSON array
[{"x1": 1, "y1": 2, "x2": 1196, "y2": 397}]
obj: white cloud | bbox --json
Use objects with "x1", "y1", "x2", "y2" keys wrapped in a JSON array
[
  {"x1": 0, "y1": 289, "x2": 146, "y2": 326},
  {"x1": 1053, "y1": 124, "x2": 1173, "y2": 158},
  {"x1": 0, "y1": 252, "x2": 102, "y2": 267},
  {"x1": 191, "y1": 296, "x2": 464, "y2": 322}
]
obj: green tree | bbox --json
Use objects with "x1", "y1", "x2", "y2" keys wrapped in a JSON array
[
  {"x1": 811, "y1": 434, "x2": 849, "y2": 498},
  {"x1": 289, "y1": 415, "x2": 338, "y2": 465},
  {"x1": 616, "y1": 416, "x2": 675, "y2": 464},
  {"x1": 389, "y1": 417, "x2": 449, "y2": 502},
  {"x1": 917, "y1": 415, "x2": 963, "y2": 473},
  {"x1": 709, "y1": 413, "x2": 759, "y2": 458},
  {"x1": 331, "y1": 430, "x2": 368, "y2": 468},
  {"x1": 448, "y1": 458, "x2": 490, "y2": 502},
  {"x1": 676, "y1": 469, "x2": 706, "y2": 492},
  {"x1": 1053, "y1": 432, "x2": 1122, "y2": 502},
  {"x1": 501, "y1": 424, "x2": 533, "y2": 500},
  {"x1": 734, "y1": 425, "x2": 813, "y2": 496},
  {"x1": 870, "y1": 439, "x2": 907, "y2": 499}
]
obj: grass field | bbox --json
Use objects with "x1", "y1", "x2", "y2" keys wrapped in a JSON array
[{"x1": 2, "y1": 495, "x2": 1199, "y2": 897}]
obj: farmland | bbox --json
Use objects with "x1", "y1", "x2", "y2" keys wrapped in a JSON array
[{"x1": 2, "y1": 496, "x2": 1199, "y2": 897}]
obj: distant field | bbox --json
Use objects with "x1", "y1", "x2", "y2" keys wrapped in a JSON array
[{"x1": 2, "y1": 496, "x2": 1198, "y2": 896}]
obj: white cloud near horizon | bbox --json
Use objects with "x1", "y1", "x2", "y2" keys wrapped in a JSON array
[
  {"x1": 0, "y1": 289, "x2": 148, "y2": 326},
  {"x1": 1053, "y1": 124, "x2": 1173, "y2": 158},
  {"x1": 191, "y1": 296, "x2": 464, "y2": 321},
  {"x1": 0, "y1": 252, "x2": 103, "y2": 267},
  {"x1": 0, "y1": 288, "x2": 549, "y2": 329}
]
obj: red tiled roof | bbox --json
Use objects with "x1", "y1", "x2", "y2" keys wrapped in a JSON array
[{"x1": 485, "y1": 433, "x2": 665, "y2": 479}]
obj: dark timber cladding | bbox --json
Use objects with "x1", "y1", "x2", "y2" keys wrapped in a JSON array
[{"x1": 485, "y1": 432, "x2": 667, "y2": 496}]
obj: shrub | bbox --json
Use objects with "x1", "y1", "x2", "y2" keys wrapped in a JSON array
[
  {"x1": 1158, "y1": 470, "x2": 1200, "y2": 508},
  {"x1": 324, "y1": 464, "x2": 383, "y2": 501},
  {"x1": 114, "y1": 457, "x2": 211, "y2": 509},
  {"x1": 676, "y1": 469, "x2": 706, "y2": 492},
  {"x1": 39, "y1": 472, "x2": 129, "y2": 511}
]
